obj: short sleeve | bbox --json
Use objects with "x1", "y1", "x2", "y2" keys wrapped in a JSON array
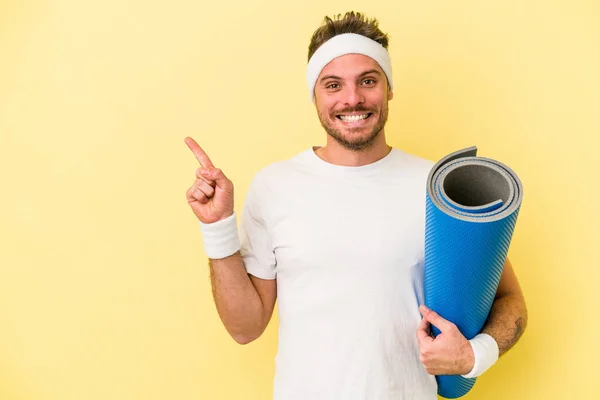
[{"x1": 239, "y1": 175, "x2": 277, "y2": 279}]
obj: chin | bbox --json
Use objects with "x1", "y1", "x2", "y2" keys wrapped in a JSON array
[{"x1": 330, "y1": 128, "x2": 381, "y2": 151}]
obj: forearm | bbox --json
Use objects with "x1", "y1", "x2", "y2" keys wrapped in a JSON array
[
  {"x1": 209, "y1": 252, "x2": 266, "y2": 344},
  {"x1": 481, "y1": 292, "x2": 528, "y2": 356}
]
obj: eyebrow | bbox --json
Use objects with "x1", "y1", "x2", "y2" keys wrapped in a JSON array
[
  {"x1": 319, "y1": 69, "x2": 382, "y2": 83},
  {"x1": 358, "y1": 69, "x2": 382, "y2": 78},
  {"x1": 319, "y1": 74, "x2": 342, "y2": 83}
]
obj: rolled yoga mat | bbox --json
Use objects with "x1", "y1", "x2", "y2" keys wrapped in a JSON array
[{"x1": 423, "y1": 146, "x2": 523, "y2": 398}]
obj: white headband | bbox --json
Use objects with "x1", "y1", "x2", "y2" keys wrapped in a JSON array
[{"x1": 306, "y1": 33, "x2": 393, "y2": 103}]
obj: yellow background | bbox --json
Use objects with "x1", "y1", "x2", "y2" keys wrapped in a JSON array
[{"x1": 1, "y1": 0, "x2": 598, "y2": 399}]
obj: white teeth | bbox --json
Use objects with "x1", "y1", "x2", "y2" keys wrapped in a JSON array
[{"x1": 339, "y1": 114, "x2": 369, "y2": 122}]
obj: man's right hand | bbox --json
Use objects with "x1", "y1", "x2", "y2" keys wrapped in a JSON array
[{"x1": 184, "y1": 137, "x2": 234, "y2": 224}]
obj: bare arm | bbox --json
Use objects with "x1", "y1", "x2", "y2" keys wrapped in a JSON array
[
  {"x1": 481, "y1": 257, "x2": 528, "y2": 355},
  {"x1": 183, "y1": 137, "x2": 277, "y2": 345},
  {"x1": 209, "y1": 252, "x2": 277, "y2": 344},
  {"x1": 417, "y1": 257, "x2": 528, "y2": 375}
]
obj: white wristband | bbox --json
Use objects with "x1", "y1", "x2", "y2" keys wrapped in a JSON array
[
  {"x1": 198, "y1": 212, "x2": 241, "y2": 259},
  {"x1": 461, "y1": 333, "x2": 499, "y2": 378}
]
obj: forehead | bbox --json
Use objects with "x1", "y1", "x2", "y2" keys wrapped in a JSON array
[{"x1": 318, "y1": 54, "x2": 383, "y2": 80}]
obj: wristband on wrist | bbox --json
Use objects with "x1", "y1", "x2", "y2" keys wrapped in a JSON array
[
  {"x1": 461, "y1": 333, "x2": 499, "y2": 378},
  {"x1": 198, "y1": 212, "x2": 241, "y2": 259}
]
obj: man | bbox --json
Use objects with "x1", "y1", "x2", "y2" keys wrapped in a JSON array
[{"x1": 184, "y1": 11, "x2": 527, "y2": 400}]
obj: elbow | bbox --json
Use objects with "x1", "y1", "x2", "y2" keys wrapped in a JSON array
[
  {"x1": 225, "y1": 310, "x2": 270, "y2": 345},
  {"x1": 231, "y1": 332, "x2": 259, "y2": 345},
  {"x1": 229, "y1": 326, "x2": 264, "y2": 345}
]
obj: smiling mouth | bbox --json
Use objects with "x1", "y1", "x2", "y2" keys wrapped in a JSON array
[{"x1": 336, "y1": 113, "x2": 372, "y2": 122}]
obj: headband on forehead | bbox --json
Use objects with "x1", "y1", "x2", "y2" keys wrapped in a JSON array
[{"x1": 306, "y1": 33, "x2": 393, "y2": 103}]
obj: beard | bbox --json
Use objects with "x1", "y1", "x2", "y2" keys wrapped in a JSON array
[{"x1": 317, "y1": 102, "x2": 389, "y2": 151}]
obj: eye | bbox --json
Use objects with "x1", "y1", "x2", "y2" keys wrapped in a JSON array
[
  {"x1": 362, "y1": 79, "x2": 376, "y2": 85},
  {"x1": 326, "y1": 83, "x2": 340, "y2": 89}
]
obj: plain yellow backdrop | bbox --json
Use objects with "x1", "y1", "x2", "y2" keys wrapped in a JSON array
[{"x1": 1, "y1": 0, "x2": 598, "y2": 399}]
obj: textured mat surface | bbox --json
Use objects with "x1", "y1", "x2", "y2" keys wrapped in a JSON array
[{"x1": 423, "y1": 146, "x2": 523, "y2": 398}]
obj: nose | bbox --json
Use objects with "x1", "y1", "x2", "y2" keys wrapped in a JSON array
[{"x1": 343, "y1": 84, "x2": 365, "y2": 107}]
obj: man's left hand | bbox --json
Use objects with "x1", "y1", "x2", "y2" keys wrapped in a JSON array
[{"x1": 416, "y1": 304, "x2": 474, "y2": 375}]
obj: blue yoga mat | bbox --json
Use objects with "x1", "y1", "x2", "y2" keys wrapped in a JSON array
[{"x1": 423, "y1": 146, "x2": 523, "y2": 398}]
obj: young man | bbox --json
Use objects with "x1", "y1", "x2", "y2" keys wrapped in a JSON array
[{"x1": 185, "y1": 11, "x2": 527, "y2": 400}]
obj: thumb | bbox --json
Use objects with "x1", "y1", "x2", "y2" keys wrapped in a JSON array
[
  {"x1": 416, "y1": 314, "x2": 433, "y2": 346},
  {"x1": 200, "y1": 168, "x2": 233, "y2": 193},
  {"x1": 420, "y1": 305, "x2": 454, "y2": 333}
]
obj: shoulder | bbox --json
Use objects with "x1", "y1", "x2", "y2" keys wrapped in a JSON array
[
  {"x1": 245, "y1": 148, "x2": 312, "y2": 196},
  {"x1": 251, "y1": 148, "x2": 313, "y2": 184},
  {"x1": 393, "y1": 147, "x2": 434, "y2": 165},
  {"x1": 388, "y1": 148, "x2": 436, "y2": 177}
]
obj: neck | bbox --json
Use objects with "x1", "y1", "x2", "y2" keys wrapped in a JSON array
[{"x1": 314, "y1": 132, "x2": 391, "y2": 167}]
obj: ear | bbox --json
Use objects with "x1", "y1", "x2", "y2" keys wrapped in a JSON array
[{"x1": 387, "y1": 87, "x2": 394, "y2": 101}]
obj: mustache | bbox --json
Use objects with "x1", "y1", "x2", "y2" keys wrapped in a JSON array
[{"x1": 333, "y1": 107, "x2": 375, "y2": 115}]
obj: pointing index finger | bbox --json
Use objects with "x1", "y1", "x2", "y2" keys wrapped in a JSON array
[{"x1": 184, "y1": 137, "x2": 214, "y2": 168}]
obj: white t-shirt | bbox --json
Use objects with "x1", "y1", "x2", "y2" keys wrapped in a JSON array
[{"x1": 239, "y1": 146, "x2": 438, "y2": 400}]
